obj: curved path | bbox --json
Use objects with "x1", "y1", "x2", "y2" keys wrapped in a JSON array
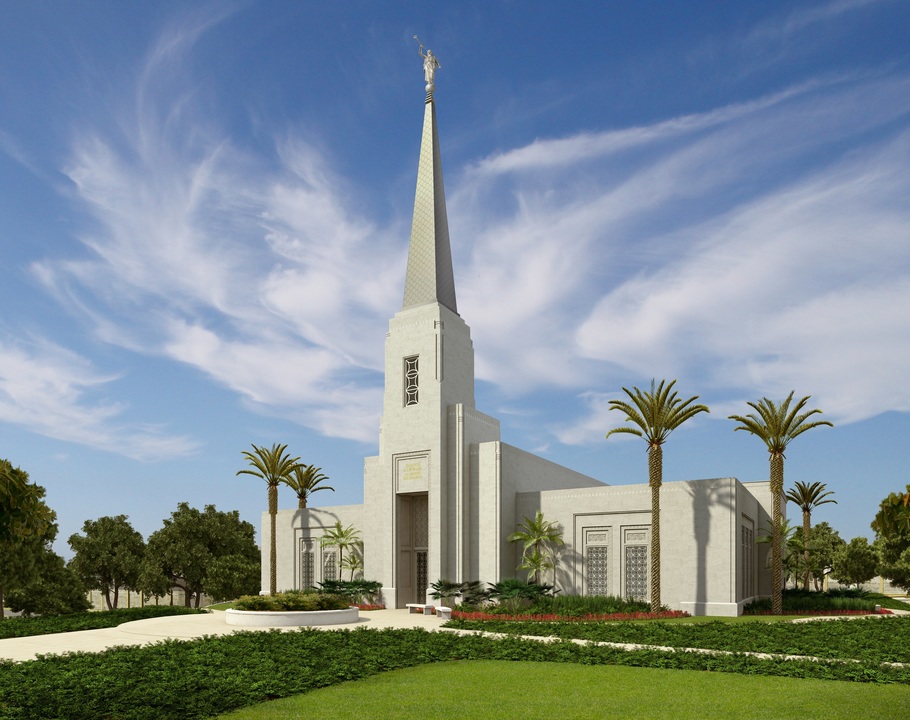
[
  {"x1": 3, "y1": 603, "x2": 907, "y2": 664},
  {"x1": 0, "y1": 609, "x2": 447, "y2": 663}
]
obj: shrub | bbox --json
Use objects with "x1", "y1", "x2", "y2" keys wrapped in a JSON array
[
  {"x1": 744, "y1": 588, "x2": 885, "y2": 614},
  {"x1": 233, "y1": 590, "x2": 350, "y2": 612},
  {"x1": 464, "y1": 591, "x2": 652, "y2": 618},
  {"x1": 319, "y1": 579, "x2": 383, "y2": 605},
  {"x1": 0, "y1": 606, "x2": 205, "y2": 640},
  {"x1": 486, "y1": 579, "x2": 553, "y2": 612},
  {"x1": 1, "y1": 625, "x2": 909, "y2": 719}
]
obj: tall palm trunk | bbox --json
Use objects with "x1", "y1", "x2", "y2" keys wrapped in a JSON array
[
  {"x1": 802, "y1": 509, "x2": 812, "y2": 590},
  {"x1": 770, "y1": 454, "x2": 784, "y2": 615},
  {"x1": 269, "y1": 483, "x2": 278, "y2": 596},
  {"x1": 649, "y1": 444, "x2": 662, "y2": 613}
]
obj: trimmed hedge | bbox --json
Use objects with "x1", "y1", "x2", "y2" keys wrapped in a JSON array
[
  {"x1": 232, "y1": 591, "x2": 350, "y2": 612},
  {"x1": 444, "y1": 615, "x2": 910, "y2": 664},
  {"x1": 0, "y1": 606, "x2": 205, "y2": 640},
  {"x1": 1, "y1": 627, "x2": 909, "y2": 719}
]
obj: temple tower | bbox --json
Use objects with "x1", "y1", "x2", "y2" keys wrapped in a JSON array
[{"x1": 362, "y1": 65, "x2": 500, "y2": 607}]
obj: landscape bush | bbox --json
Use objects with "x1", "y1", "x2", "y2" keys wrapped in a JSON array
[
  {"x1": 0, "y1": 606, "x2": 205, "y2": 640},
  {"x1": 444, "y1": 616, "x2": 910, "y2": 664},
  {"x1": 318, "y1": 579, "x2": 383, "y2": 606},
  {"x1": 452, "y1": 609, "x2": 689, "y2": 622},
  {"x1": 744, "y1": 588, "x2": 899, "y2": 614},
  {"x1": 482, "y1": 593, "x2": 652, "y2": 616},
  {"x1": 1, "y1": 626, "x2": 909, "y2": 720},
  {"x1": 232, "y1": 590, "x2": 350, "y2": 612}
]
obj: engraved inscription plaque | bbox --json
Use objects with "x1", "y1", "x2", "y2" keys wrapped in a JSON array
[{"x1": 396, "y1": 453, "x2": 429, "y2": 493}]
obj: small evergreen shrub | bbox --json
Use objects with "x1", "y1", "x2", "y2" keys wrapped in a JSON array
[
  {"x1": 0, "y1": 606, "x2": 205, "y2": 640},
  {"x1": 2, "y1": 624, "x2": 909, "y2": 719},
  {"x1": 743, "y1": 589, "x2": 891, "y2": 614},
  {"x1": 233, "y1": 590, "x2": 350, "y2": 612},
  {"x1": 318, "y1": 579, "x2": 383, "y2": 605}
]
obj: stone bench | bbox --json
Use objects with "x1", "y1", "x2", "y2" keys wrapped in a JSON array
[
  {"x1": 435, "y1": 606, "x2": 452, "y2": 620},
  {"x1": 406, "y1": 603, "x2": 434, "y2": 615}
]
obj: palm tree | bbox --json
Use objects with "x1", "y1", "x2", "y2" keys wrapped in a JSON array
[
  {"x1": 729, "y1": 392, "x2": 832, "y2": 614},
  {"x1": 320, "y1": 522, "x2": 361, "y2": 581},
  {"x1": 237, "y1": 443, "x2": 300, "y2": 595},
  {"x1": 785, "y1": 481, "x2": 837, "y2": 590},
  {"x1": 757, "y1": 518, "x2": 804, "y2": 590},
  {"x1": 285, "y1": 465, "x2": 335, "y2": 509},
  {"x1": 606, "y1": 379, "x2": 708, "y2": 613},
  {"x1": 508, "y1": 510, "x2": 565, "y2": 586}
]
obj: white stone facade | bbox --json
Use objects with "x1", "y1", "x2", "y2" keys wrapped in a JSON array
[{"x1": 263, "y1": 90, "x2": 776, "y2": 616}]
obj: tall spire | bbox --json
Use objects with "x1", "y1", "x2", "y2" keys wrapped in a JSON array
[{"x1": 401, "y1": 64, "x2": 457, "y2": 314}]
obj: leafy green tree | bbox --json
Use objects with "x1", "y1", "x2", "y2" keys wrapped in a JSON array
[
  {"x1": 285, "y1": 464, "x2": 334, "y2": 509},
  {"x1": 872, "y1": 485, "x2": 910, "y2": 538},
  {"x1": 0, "y1": 460, "x2": 53, "y2": 545},
  {"x1": 138, "y1": 503, "x2": 261, "y2": 607},
  {"x1": 68, "y1": 515, "x2": 146, "y2": 610},
  {"x1": 0, "y1": 527, "x2": 47, "y2": 619},
  {"x1": 808, "y1": 521, "x2": 846, "y2": 590},
  {"x1": 237, "y1": 443, "x2": 300, "y2": 595},
  {"x1": 785, "y1": 481, "x2": 837, "y2": 590},
  {"x1": 320, "y1": 522, "x2": 362, "y2": 581},
  {"x1": 831, "y1": 537, "x2": 878, "y2": 588},
  {"x1": 729, "y1": 392, "x2": 832, "y2": 614},
  {"x1": 872, "y1": 485, "x2": 910, "y2": 592},
  {"x1": 6, "y1": 548, "x2": 91, "y2": 616},
  {"x1": 0, "y1": 465, "x2": 56, "y2": 618},
  {"x1": 507, "y1": 511, "x2": 565, "y2": 586},
  {"x1": 607, "y1": 379, "x2": 709, "y2": 613}
]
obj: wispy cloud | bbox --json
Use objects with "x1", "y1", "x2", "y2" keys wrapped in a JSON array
[
  {"x1": 30, "y1": 14, "x2": 397, "y2": 447},
  {"x1": 0, "y1": 336, "x2": 197, "y2": 460},
  {"x1": 18, "y1": 10, "x2": 910, "y2": 458},
  {"x1": 454, "y1": 74, "x2": 910, "y2": 430}
]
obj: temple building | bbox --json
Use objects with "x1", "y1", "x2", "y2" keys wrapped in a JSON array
[{"x1": 264, "y1": 64, "x2": 775, "y2": 616}]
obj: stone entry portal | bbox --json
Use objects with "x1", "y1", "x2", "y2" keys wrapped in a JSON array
[{"x1": 397, "y1": 493, "x2": 429, "y2": 606}]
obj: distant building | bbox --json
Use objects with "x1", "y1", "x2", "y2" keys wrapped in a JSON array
[{"x1": 265, "y1": 81, "x2": 775, "y2": 616}]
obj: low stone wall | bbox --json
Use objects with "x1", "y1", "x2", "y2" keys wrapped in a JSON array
[{"x1": 225, "y1": 607, "x2": 359, "y2": 627}]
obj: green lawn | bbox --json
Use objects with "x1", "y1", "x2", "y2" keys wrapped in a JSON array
[{"x1": 217, "y1": 660, "x2": 910, "y2": 720}]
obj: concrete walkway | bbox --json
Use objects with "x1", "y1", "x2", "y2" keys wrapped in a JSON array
[
  {"x1": 3, "y1": 603, "x2": 908, "y2": 664},
  {"x1": 0, "y1": 609, "x2": 448, "y2": 663}
]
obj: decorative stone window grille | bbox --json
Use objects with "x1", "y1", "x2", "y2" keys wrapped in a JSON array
[
  {"x1": 300, "y1": 538, "x2": 315, "y2": 589},
  {"x1": 416, "y1": 550, "x2": 428, "y2": 600},
  {"x1": 741, "y1": 523, "x2": 755, "y2": 599},
  {"x1": 323, "y1": 549, "x2": 338, "y2": 581},
  {"x1": 404, "y1": 356, "x2": 419, "y2": 406},
  {"x1": 587, "y1": 546, "x2": 610, "y2": 596},
  {"x1": 625, "y1": 545, "x2": 648, "y2": 601}
]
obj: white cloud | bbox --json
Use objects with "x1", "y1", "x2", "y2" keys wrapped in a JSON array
[
  {"x1": 18, "y1": 12, "x2": 910, "y2": 457},
  {"x1": 25, "y1": 17, "x2": 400, "y2": 449},
  {"x1": 0, "y1": 336, "x2": 197, "y2": 460},
  {"x1": 574, "y1": 129, "x2": 910, "y2": 424}
]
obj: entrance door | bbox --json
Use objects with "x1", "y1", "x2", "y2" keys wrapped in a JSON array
[{"x1": 397, "y1": 494, "x2": 428, "y2": 606}]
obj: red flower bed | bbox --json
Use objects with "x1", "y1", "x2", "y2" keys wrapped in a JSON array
[
  {"x1": 355, "y1": 604, "x2": 386, "y2": 611},
  {"x1": 744, "y1": 608, "x2": 893, "y2": 616},
  {"x1": 450, "y1": 610, "x2": 690, "y2": 622}
]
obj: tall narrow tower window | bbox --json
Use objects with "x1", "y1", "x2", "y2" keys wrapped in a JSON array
[{"x1": 404, "y1": 356, "x2": 419, "y2": 406}]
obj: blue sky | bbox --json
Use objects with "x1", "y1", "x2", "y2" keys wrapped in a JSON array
[{"x1": 2, "y1": 1, "x2": 908, "y2": 558}]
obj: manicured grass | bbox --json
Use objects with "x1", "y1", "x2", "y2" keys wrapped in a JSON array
[
  {"x1": 4, "y1": 627, "x2": 908, "y2": 719},
  {"x1": 216, "y1": 660, "x2": 910, "y2": 720},
  {"x1": 868, "y1": 593, "x2": 910, "y2": 611},
  {"x1": 206, "y1": 601, "x2": 236, "y2": 610}
]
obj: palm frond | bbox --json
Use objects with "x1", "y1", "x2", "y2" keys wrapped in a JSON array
[{"x1": 606, "y1": 379, "x2": 708, "y2": 447}]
